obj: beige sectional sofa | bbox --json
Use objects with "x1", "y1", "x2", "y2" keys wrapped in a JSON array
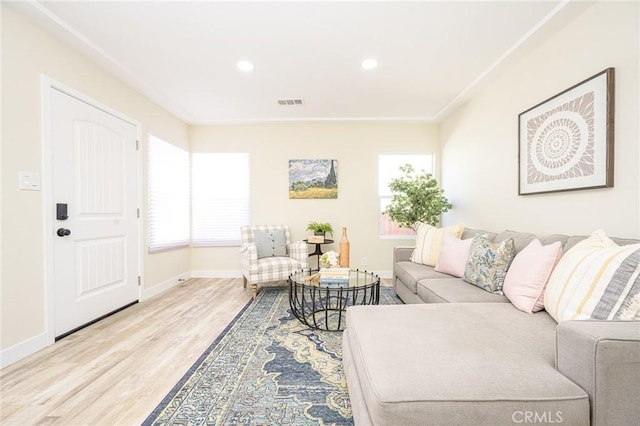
[{"x1": 342, "y1": 228, "x2": 640, "y2": 426}]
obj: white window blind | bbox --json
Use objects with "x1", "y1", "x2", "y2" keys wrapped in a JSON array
[
  {"x1": 192, "y1": 153, "x2": 250, "y2": 247},
  {"x1": 378, "y1": 154, "x2": 434, "y2": 238},
  {"x1": 147, "y1": 135, "x2": 190, "y2": 252}
]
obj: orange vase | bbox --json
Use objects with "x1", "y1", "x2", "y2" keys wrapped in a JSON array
[{"x1": 339, "y1": 227, "x2": 350, "y2": 267}]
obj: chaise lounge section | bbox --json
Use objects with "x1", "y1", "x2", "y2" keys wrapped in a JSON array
[{"x1": 343, "y1": 227, "x2": 640, "y2": 425}]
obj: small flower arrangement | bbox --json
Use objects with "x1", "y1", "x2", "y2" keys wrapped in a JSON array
[{"x1": 320, "y1": 251, "x2": 340, "y2": 268}]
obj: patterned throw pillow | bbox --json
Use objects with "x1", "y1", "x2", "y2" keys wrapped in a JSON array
[
  {"x1": 410, "y1": 223, "x2": 464, "y2": 267},
  {"x1": 544, "y1": 230, "x2": 640, "y2": 323},
  {"x1": 463, "y1": 235, "x2": 516, "y2": 294},
  {"x1": 254, "y1": 230, "x2": 287, "y2": 259}
]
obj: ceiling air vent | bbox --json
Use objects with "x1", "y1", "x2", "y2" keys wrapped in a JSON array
[{"x1": 277, "y1": 98, "x2": 304, "y2": 106}]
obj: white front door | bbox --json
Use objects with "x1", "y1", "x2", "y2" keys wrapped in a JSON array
[{"x1": 51, "y1": 88, "x2": 139, "y2": 338}]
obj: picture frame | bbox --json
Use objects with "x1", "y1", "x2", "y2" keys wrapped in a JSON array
[
  {"x1": 289, "y1": 159, "x2": 338, "y2": 199},
  {"x1": 518, "y1": 68, "x2": 614, "y2": 195}
]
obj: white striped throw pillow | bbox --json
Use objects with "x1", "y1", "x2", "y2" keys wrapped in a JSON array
[
  {"x1": 410, "y1": 223, "x2": 464, "y2": 267},
  {"x1": 544, "y1": 229, "x2": 640, "y2": 323}
]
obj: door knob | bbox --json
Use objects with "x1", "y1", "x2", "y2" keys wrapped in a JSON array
[{"x1": 57, "y1": 228, "x2": 71, "y2": 237}]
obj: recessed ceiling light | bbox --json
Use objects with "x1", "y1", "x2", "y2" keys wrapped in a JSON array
[
  {"x1": 361, "y1": 58, "x2": 378, "y2": 70},
  {"x1": 237, "y1": 60, "x2": 254, "y2": 72}
]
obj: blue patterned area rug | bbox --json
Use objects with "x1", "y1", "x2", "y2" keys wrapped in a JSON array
[{"x1": 143, "y1": 286, "x2": 401, "y2": 426}]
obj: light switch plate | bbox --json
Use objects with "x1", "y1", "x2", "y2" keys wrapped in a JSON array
[{"x1": 18, "y1": 171, "x2": 41, "y2": 191}]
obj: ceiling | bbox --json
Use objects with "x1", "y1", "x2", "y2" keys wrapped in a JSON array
[{"x1": 10, "y1": 1, "x2": 593, "y2": 124}]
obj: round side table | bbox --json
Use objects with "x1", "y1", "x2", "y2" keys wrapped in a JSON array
[{"x1": 303, "y1": 239, "x2": 334, "y2": 270}]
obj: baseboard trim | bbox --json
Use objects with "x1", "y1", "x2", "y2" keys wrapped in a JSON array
[
  {"x1": 356, "y1": 270, "x2": 392, "y2": 280},
  {"x1": 378, "y1": 270, "x2": 392, "y2": 280},
  {"x1": 0, "y1": 331, "x2": 52, "y2": 369},
  {"x1": 191, "y1": 270, "x2": 242, "y2": 278},
  {"x1": 190, "y1": 269, "x2": 391, "y2": 279},
  {"x1": 141, "y1": 271, "x2": 191, "y2": 301}
]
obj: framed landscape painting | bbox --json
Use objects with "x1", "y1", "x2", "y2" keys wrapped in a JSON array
[
  {"x1": 518, "y1": 68, "x2": 614, "y2": 195},
  {"x1": 289, "y1": 159, "x2": 338, "y2": 199}
]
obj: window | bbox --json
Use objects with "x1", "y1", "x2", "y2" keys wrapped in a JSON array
[
  {"x1": 378, "y1": 154, "x2": 434, "y2": 238},
  {"x1": 192, "y1": 153, "x2": 250, "y2": 247},
  {"x1": 147, "y1": 135, "x2": 190, "y2": 252}
]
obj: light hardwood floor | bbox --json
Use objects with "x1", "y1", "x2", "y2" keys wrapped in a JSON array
[
  {"x1": 1, "y1": 277, "x2": 392, "y2": 425},
  {"x1": 0, "y1": 278, "x2": 257, "y2": 425}
]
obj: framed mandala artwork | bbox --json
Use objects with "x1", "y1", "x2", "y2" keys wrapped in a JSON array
[{"x1": 518, "y1": 68, "x2": 614, "y2": 195}]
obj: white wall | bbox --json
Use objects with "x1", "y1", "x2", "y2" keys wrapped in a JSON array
[
  {"x1": 440, "y1": 1, "x2": 639, "y2": 238},
  {"x1": 190, "y1": 122, "x2": 440, "y2": 277},
  {"x1": 1, "y1": 6, "x2": 190, "y2": 354}
]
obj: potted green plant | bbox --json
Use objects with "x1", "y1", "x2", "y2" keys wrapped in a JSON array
[
  {"x1": 383, "y1": 164, "x2": 452, "y2": 231},
  {"x1": 306, "y1": 222, "x2": 334, "y2": 237}
]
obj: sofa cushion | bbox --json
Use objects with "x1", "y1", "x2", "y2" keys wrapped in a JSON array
[
  {"x1": 417, "y1": 278, "x2": 509, "y2": 303},
  {"x1": 463, "y1": 236, "x2": 516, "y2": 294},
  {"x1": 434, "y1": 233, "x2": 473, "y2": 277},
  {"x1": 494, "y1": 230, "x2": 537, "y2": 253},
  {"x1": 545, "y1": 230, "x2": 640, "y2": 322},
  {"x1": 611, "y1": 236, "x2": 640, "y2": 247},
  {"x1": 537, "y1": 233, "x2": 570, "y2": 248},
  {"x1": 410, "y1": 222, "x2": 464, "y2": 266},
  {"x1": 343, "y1": 304, "x2": 589, "y2": 426},
  {"x1": 566, "y1": 235, "x2": 639, "y2": 251},
  {"x1": 461, "y1": 227, "x2": 497, "y2": 241},
  {"x1": 564, "y1": 235, "x2": 588, "y2": 252},
  {"x1": 394, "y1": 261, "x2": 453, "y2": 294},
  {"x1": 495, "y1": 230, "x2": 568, "y2": 254},
  {"x1": 503, "y1": 239, "x2": 563, "y2": 313}
]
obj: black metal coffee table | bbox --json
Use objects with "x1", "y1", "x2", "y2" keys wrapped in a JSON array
[{"x1": 288, "y1": 268, "x2": 380, "y2": 331}]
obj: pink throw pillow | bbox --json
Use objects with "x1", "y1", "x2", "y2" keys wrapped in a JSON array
[
  {"x1": 503, "y1": 239, "x2": 563, "y2": 313},
  {"x1": 434, "y1": 233, "x2": 473, "y2": 277}
]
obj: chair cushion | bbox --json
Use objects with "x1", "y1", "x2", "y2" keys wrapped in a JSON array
[
  {"x1": 257, "y1": 256, "x2": 300, "y2": 272},
  {"x1": 254, "y1": 229, "x2": 287, "y2": 258},
  {"x1": 240, "y1": 225, "x2": 291, "y2": 246},
  {"x1": 251, "y1": 257, "x2": 302, "y2": 283}
]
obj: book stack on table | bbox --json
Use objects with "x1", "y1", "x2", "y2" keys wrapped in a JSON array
[{"x1": 319, "y1": 268, "x2": 350, "y2": 287}]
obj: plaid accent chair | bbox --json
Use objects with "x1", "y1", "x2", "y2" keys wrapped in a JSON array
[{"x1": 240, "y1": 225, "x2": 308, "y2": 300}]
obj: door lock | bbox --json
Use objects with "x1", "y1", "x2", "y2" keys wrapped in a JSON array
[
  {"x1": 56, "y1": 228, "x2": 71, "y2": 237},
  {"x1": 56, "y1": 203, "x2": 68, "y2": 220}
]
